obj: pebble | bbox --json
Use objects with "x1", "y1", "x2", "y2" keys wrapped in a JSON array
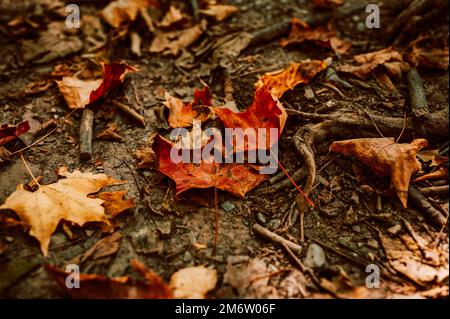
[
  {"x1": 352, "y1": 225, "x2": 361, "y2": 232},
  {"x1": 367, "y1": 239, "x2": 379, "y2": 249},
  {"x1": 304, "y1": 243, "x2": 326, "y2": 269},
  {"x1": 5, "y1": 236, "x2": 14, "y2": 242},
  {"x1": 220, "y1": 200, "x2": 235, "y2": 212},
  {"x1": 256, "y1": 213, "x2": 267, "y2": 224},
  {"x1": 183, "y1": 251, "x2": 192, "y2": 262},
  {"x1": 356, "y1": 22, "x2": 366, "y2": 33}
]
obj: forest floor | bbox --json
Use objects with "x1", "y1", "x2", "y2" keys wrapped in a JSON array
[{"x1": 0, "y1": 0, "x2": 448, "y2": 298}]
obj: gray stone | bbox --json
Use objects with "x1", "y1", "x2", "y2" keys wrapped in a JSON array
[
  {"x1": 304, "y1": 243, "x2": 326, "y2": 269},
  {"x1": 256, "y1": 213, "x2": 267, "y2": 224},
  {"x1": 220, "y1": 200, "x2": 236, "y2": 212}
]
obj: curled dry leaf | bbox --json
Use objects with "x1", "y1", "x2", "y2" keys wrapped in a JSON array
[
  {"x1": 0, "y1": 167, "x2": 126, "y2": 256},
  {"x1": 101, "y1": 0, "x2": 160, "y2": 28},
  {"x1": 330, "y1": 138, "x2": 428, "y2": 208},
  {"x1": 56, "y1": 62, "x2": 137, "y2": 109},
  {"x1": 21, "y1": 21, "x2": 82, "y2": 64},
  {"x1": 338, "y1": 47, "x2": 408, "y2": 79},
  {"x1": 164, "y1": 86, "x2": 212, "y2": 128},
  {"x1": 256, "y1": 59, "x2": 330, "y2": 99},
  {"x1": 280, "y1": 18, "x2": 351, "y2": 55},
  {"x1": 77, "y1": 232, "x2": 123, "y2": 264},
  {"x1": 136, "y1": 132, "x2": 157, "y2": 169},
  {"x1": 0, "y1": 121, "x2": 30, "y2": 146},
  {"x1": 405, "y1": 35, "x2": 449, "y2": 70},
  {"x1": 45, "y1": 259, "x2": 172, "y2": 298},
  {"x1": 158, "y1": 5, "x2": 185, "y2": 28},
  {"x1": 96, "y1": 122, "x2": 124, "y2": 142},
  {"x1": 214, "y1": 86, "x2": 287, "y2": 152},
  {"x1": 199, "y1": 4, "x2": 238, "y2": 22},
  {"x1": 150, "y1": 20, "x2": 206, "y2": 56},
  {"x1": 169, "y1": 266, "x2": 217, "y2": 299},
  {"x1": 313, "y1": 0, "x2": 344, "y2": 8},
  {"x1": 154, "y1": 135, "x2": 267, "y2": 198}
]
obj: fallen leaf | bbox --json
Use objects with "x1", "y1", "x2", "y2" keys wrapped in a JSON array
[
  {"x1": 380, "y1": 233, "x2": 448, "y2": 286},
  {"x1": 101, "y1": 0, "x2": 160, "y2": 28},
  {"x1": 164, "y1": 86, "x2": 212, "y2": 128},
  {"x1": 79, "y1": 232, "x2": 122, "y2": 264},
  {"x1": 97, "y1": 190, "x2": 135, "y2": 218},
  {"x1": 255, "y1": 59, "x2": 330, "y2": 99},
  {"x1": 169, "y1": 266, "x2": 217, "y2": 299},
  {"x1": 136, "y1": 133, "x2": 157, "y2": 169},
  {"x1": 0, "y1": 167, "x2": 126, "y2": 255},
  {"x1": 150, "y1": 20, "x2": 206, "y2": 56},
  {"x1": 406, "y1": 35, "x2": 449, "y2": 70},
  {"x1": 338, "y1": 47, "x2": 408, "y2": 79},
  {"x1": 158, "y1": 5, "x2": 185, "y2": 28},
  {"x1": 330, "y1": 138, "x2": 428, "y2": 208},
  {"x1": 45, "y1": 259, "x2": 172, "y2": 298},
  {"x1": 154, "y1": 135, "x2": 267, "y2": 198},
  {"x1": 413, "y1": 167, "x2": 449, "y2": 183},
  {"x1": 214, "y1": 85, "x2": 287, "y2": 152},
  {"x1": 21, "y1": 21, "x2": 82, "y2": 64},
  {"x1": 96, "y1": 122, "x2": 124, "y2": 142},
  {"x1": 416, "y1": 149, "x2": 448, "y2": 167},
  {"x1": 0, "y1": 121, "x2": 30, "y2": 146},
  {"x1": 199, "y1": 5, "x2": 238, "y2": 21},
  {"x1": 56, "y1": 62, "x2": 137, "y2": 109},
  {"x1": 280, "y1": 18, "x2": 351, "y2": 55}
]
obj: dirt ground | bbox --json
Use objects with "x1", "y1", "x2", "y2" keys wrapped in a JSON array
[{"x1": 0, "y1": 0, "x2": 448, "y2": 298}]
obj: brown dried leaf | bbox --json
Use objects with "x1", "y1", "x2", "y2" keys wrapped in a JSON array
[
  {"x1": 150, "y1": 21, "x2": 206, "y2": 56},
  {"x1": 169, "y1": 266, "x2": 217, "y2": 299},
  {"x1": 255, "y1": 59, "x2": 330, "y2": 99},
  {"x1": 97, "y1": 190, "x2": 135, "y2": 218},
  {"x1": 339, "y1": 47, "x2": 408, "y2": 79},
  {"x1": 280, "y1": 18, "x2": 351, "y2": 55},
  {"x1": 101, "y1": 0, "x2": 159, "y2": 28},
  {"x1": 330, "y1": 138, "x2": 428, "y2": 208},
  {"x1": 199, "y1": 5, "x2": 238, "y2": 22},
  {"x1": 45, "y1": 259, "x2": 172, "y2": 298}
]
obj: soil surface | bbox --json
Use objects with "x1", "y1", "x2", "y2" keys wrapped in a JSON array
[{"x1": 0, "y1": 0, "x2": 448, "y2": 298}]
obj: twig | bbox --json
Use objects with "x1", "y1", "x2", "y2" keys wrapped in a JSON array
[
  {"x1": 408, "y1": 185, "x2": 446, "y2": 228},
  {"x1": 281, "y1": 242, "x2": 340, "y2": 298},
  {"x1": 79, "y1": 108, "x2": 94, "y2": 160},
  {"x1": 407, "y1": 68, "x2": 429, "y2": 119},
  {"x1": 19, "y1": 153, "x2": 40, "y2": 187},
  {"x1": 252, "y1": 223, "x2": 302, "y2": 255},
  {"x1": 112, "y1": 99, "x2": 146, "y2": 126}
]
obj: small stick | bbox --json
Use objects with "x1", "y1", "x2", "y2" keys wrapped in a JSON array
[
  {"x1": 419, "y1": 185, "x2": 449, "y2": 196},
  {"x1": 408, "y1": 185, "x2": 446, "y2": 227},
  {"x1": 112, "y1": 100, "x2": 145, "y2": 126},
  {"x1": 407, "y1": 68, "x2": 429, "y2": 119},
  {"x1": 189, "y1": 0, "x2": 200, "y2": 21},
  {"x1": 79, "y1": 109, "x2": 94, "y2": 160},
  {"x1": 252, "y1": 223, "x2": 302, "y2": 255}
]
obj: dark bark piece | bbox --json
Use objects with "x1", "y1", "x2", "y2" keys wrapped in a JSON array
[
  {"x1": 79, "y1": 109, "x2": 94, "y2": 161},
  {"x1": 112, "y1": 100, "x2": 146, "y2": 126},
  {"x1": 408, "y1": 185, "x2": 446, "y2": 227},
  {"x1": 407, "y1": 68, "x2": 429, "y2": 118},
  {"x1": 419, "y1": 185, "x2": 449, "y2": 196}
]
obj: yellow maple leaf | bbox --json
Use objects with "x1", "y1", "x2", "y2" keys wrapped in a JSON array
[{"x1": 0, "y1": 167, "x2": 125, "y2": 256}]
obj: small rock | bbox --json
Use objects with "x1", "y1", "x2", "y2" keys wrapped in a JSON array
[
  {"x1": 352, "y1": 15, "x2": 360, "y2": 22},
  {"x1": 256, "y1": 213, "x2": 267, "y2": 224},
  {"x1": 304, "y1": 243, "x2": 326, "y2": 269},
  {"x1": 5, "y1": 236, "x2": 14, "y2": 242},
  {"x1": 220, "y1": 200, "x2": 235, "y2": 212},
  {"x1": 183, "y1": 251, "x2": 192, "y2": 262},
  {"x1": 367, "y1": 239, "x2": 379, "y2": 249},
  {"x1": 388, "y1": 224, "x2": 402, "y2": 235},
  {"x1": 352, "y1": 225, "x2": 361, "y2": 232},
  {"x1": 356, "y1": 22, "x2": 366, "y2": 33},
  {"x1": 267, "y1": 218, "x2": 281, "y2": 230}
]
